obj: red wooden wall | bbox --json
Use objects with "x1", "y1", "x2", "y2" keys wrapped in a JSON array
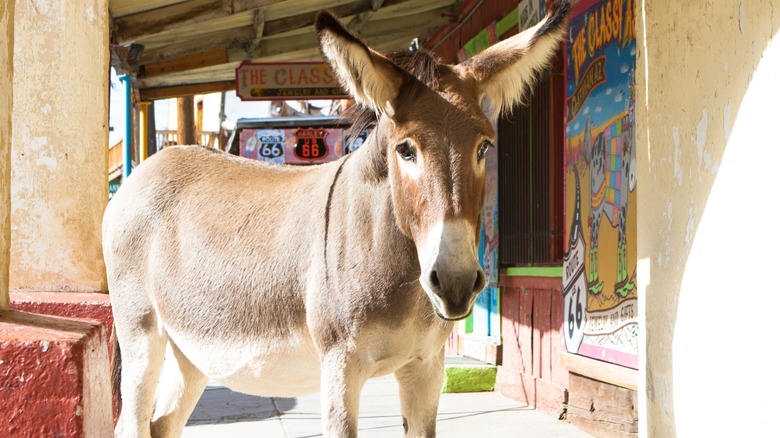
[{"x1": 496, "y1": 275, "x2": 568, "y2": 415}]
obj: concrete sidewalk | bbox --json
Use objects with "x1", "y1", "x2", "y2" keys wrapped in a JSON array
[{"x1": 183, "y1": 375, "x2": 594, "y2": 438}]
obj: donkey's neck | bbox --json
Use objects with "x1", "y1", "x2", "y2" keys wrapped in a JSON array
[{"x1": 323, "y1": 133, "x2": 420, "y2": 288}]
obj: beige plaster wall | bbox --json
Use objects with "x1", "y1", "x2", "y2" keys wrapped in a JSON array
[
  {"x1": 0, "y1": 0, "x2": 13, "y2": 310},
  {"x1": 10, "y1": 0, "x2": 109, "y2": 292},
  {"x1": 636, "y1": 1, "x2": 779, "y2": 436}
]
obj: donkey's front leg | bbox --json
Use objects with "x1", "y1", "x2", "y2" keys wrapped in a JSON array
[
  {"x1": 394, "y1": 350, "x2": 445, "y2": 437},
  {"x1": 320, "y1": 351, "x2": 366, "y2": 437}
]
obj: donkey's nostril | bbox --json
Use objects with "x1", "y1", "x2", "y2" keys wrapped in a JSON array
[
  {"x1": 429, "y1": 270, "x2": 441, "y2": 291},
  {"x1": 473, "y1": 270, "x2": 486, "y2": 293}
]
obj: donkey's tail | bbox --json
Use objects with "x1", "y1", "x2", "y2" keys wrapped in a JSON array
[{"x1": 110, "y1": 324, "x2": 122, "y2": 425}]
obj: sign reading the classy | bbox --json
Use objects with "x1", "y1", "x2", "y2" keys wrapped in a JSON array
[{"x1": 235, "y1": 62, "x2": 348, "y2": 100}]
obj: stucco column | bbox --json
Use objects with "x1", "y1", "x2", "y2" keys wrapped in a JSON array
[
  {"x1": 0, "y1": 0, "x2": 13, "y2": 310},
  {"x1": 10, "y1": 0, "x2": 109, "y2": 293},
  {"x1": 637, "y1": 1, "x2": 780, "y2": 436}
]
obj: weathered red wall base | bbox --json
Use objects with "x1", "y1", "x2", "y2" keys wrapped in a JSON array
[
  {"x1": 495, "y1": 275, "x2": 568, "y2": 417},
  {"x1": 10, "y1": 291, "x2": 119, "y2": 424},
  {"x1": 0, "y1": 310, "x2": 113, "y2": 437},
  {"x1": 11, "y1": 292, "x2": 114, "y2": 345}
]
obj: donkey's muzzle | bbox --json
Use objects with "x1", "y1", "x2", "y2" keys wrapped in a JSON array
[
  {"x1": 417, "y1": 219, "x2": 487, "y2": 320},
  {"x1": 425, "y1": 266, "x2": 486, "y2": 320}
]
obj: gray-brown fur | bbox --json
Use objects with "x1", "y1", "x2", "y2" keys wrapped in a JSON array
[{"x1": 105, "y1": 4, "x2": 569, "y2": 437}]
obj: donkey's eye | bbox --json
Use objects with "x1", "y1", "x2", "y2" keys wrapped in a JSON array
[
  {"x1": 477, "y1": 140, "x2": 493, "y2": 161},
  {"x1": 395, "y1": 141, "x2": 416, "y2": 162}
]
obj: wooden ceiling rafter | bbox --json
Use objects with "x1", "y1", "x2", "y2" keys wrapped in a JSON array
[
  {"x1": 109, "y1": 0, "x2": 461, "y2": 99},
  {"x1": 244, "y1": 8, "x2": 268, "y2": 56}
]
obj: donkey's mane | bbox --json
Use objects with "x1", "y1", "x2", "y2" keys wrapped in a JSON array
[{"x1": 344, "y1": 49, "x2": 444, "y2": 142}]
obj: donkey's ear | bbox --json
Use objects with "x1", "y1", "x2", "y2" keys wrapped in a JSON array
[
  {"x1": 316, "y1": 11, "x2": 406, "y2": 115},
  {"x1": 457, "y1": 0, "x2": 571, "y2": 119}
]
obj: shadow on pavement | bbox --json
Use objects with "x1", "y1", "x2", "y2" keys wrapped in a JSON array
[{"x1": 186, "y1": 386, "x2": 297, "y2": 426}]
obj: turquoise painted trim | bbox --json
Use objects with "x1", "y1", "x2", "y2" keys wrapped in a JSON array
[
  {"x1": 505, "y1": 266, "x2": 563, "y2": 277},
  {"x1": 119, "y1": 74, "x2": 133, "y2": 179}
]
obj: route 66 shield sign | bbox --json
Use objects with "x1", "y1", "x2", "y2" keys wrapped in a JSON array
[
  {"x1": 294, "y1": 127, "x2": 328, "y2": 161},
  {"x1": 563, "y1": 221, "x2": 588, "y2": 354}
]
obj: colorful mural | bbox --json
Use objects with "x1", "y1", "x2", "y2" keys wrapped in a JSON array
[
  {"x1": 563, "y1": 0, "x2": 638, "y2": 369},
  {"x1": 475, "y1": 131, "x2": 500, "y2": 338}
]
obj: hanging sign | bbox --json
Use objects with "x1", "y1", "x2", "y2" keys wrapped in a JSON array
[{"x1": 235, "y1": 62, "x2": 348, "y2": 101}]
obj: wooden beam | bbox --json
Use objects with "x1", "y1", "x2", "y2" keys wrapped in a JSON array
[
  {"x1": 141, "y1": 27, "x2": 255, "y2": 64},
  {"x1": 110, "y1": 43, "x2": 145, "y2": 76},
  {"x1": 113, "y1": 0, "x2": 230, "y2": 43},
  {"x1": 139, "y1": 81, "x2": 235, "y2": 100},
  {"x1": 560, "y1": 352, "x2": 638, "y2": 391},
  {"x1": 244, "y1": 8, "x2": 267, "y2": 57},
  {"x1": 347, "y1": 0, "x2": 385, "y2": 32},
  {"x1": 262, "y1": 0, "x2": 377, "y2": 36},
  {"x1": 143, "y1": 47, "x2": 229, "y2": 76},
  {"x1": 110, "y1": 0, "x2": 189, "y2": 18},
  {"x1": 177, "y1": 96, "x2": 196, "y2": 145}
]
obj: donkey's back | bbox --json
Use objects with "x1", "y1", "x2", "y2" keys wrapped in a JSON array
[{"x1": 104, "y1": 146, "x2": 345, "y2": 435}]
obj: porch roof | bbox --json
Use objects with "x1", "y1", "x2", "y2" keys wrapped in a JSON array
[{"x1": 108, "y1": 0, "x2": 464, "y2": 100}]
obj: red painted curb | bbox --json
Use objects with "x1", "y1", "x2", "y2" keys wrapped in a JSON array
[{"x1": 0, "y1": 311, "x2": 113, "y2": 437}]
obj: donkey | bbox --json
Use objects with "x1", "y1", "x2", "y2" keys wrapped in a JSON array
[
  {"x1": 582, "y1": 96, "x2": 637, "y2": 301},
  {"x1": 103, "y1": 3, "x2": 570, "y2": 436}
]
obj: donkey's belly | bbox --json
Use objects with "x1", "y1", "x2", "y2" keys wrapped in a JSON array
[{"x1": 171, "y1": 329, "x2": 322, "y2": 397}]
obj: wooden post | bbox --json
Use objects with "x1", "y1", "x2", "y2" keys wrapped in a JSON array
[
  {"x1": 1, "y1": 0, "x2": 14, "y2": 311},
  {"x1": 177, "y1": 96, "x2": 195, "y2": 145},
  {"x1": 145, "y1": 101, "x2": 158, "y2": 157},
  {"x1": 139, "y1": 101, "x2": 150, "y2": 162}
]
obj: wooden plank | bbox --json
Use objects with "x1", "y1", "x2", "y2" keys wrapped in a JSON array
[
  {"x1": 560, "y1": 352, "x2": 638, "y2": 390},
  {"x1": 536, "y1": 288, "x2": 552, "y2": 381},
  {"x1": 567, "y1": 373, "x2": 639, "y2": 436},
  {"x1": 372, "y1": 0, "x2": 455, "y2": 20},
  {"x1": 354, "y1": 8, "x2": 450, "y2": 40},
  {"x1": 347, "y1": 0, "x2": 385, "y2": 32},
  {"x1": 550, "y1": 286, "x2": 568, "y2": 388},
  {"x1": 244, "y1": 8, "x2": 267, "y2": 55},
  {"x1": 141, "y1": 27, "x2": 255, "y2": 64},
  {"x1": 519, "y1": 287, "x2": 533, "y2": 376},
  {"x1": 139, "y1": 81, "x2": 235, "y2": 100},
  {"x1": 500, "y1": 273, "x2": 562, "y2": 290},
  {"x1": 129, "y1": 0, "x2": 358, "y2": 46},
  {"x1": 535, "y1": 377, "x2": 567, "y2": 417},
  {"x1": 177, "y1": 96, "x2": 196, "y2": 145},
  {"x1": 499, "y1": 287, "x2": 522, "y2": 370},
  {"x1": 113, "y1": 0, "x2": 230, "y2": 43},
  {"x1": 110, "y1": 0, "x2": 188, "y2": 18},
  {"x1": 143, "y1": 48, "x2": 228, "y2": 77}
]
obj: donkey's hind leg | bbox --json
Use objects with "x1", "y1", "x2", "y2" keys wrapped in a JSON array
[
  {"x1": 394, "y1": 350, "x2": 445, "y2": 437},
  {"x1": 114, "y1": 310, "x2": 168, "y2": 438},
  {"x1": 150, "y1": 341, "x2": 208, "y2": 437}
]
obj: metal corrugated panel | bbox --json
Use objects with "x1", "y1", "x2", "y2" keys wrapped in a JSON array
[{"x1": 498, "y1": 72, "x2": 564, "y2": 266}]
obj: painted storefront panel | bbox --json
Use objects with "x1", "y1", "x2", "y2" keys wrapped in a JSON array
[
  {"x1": 563, "y1": 0, "x2": 638, "y2": 368},
  {"x1": 475, "y1": 131, "x2": 500, "y2": 338}
]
